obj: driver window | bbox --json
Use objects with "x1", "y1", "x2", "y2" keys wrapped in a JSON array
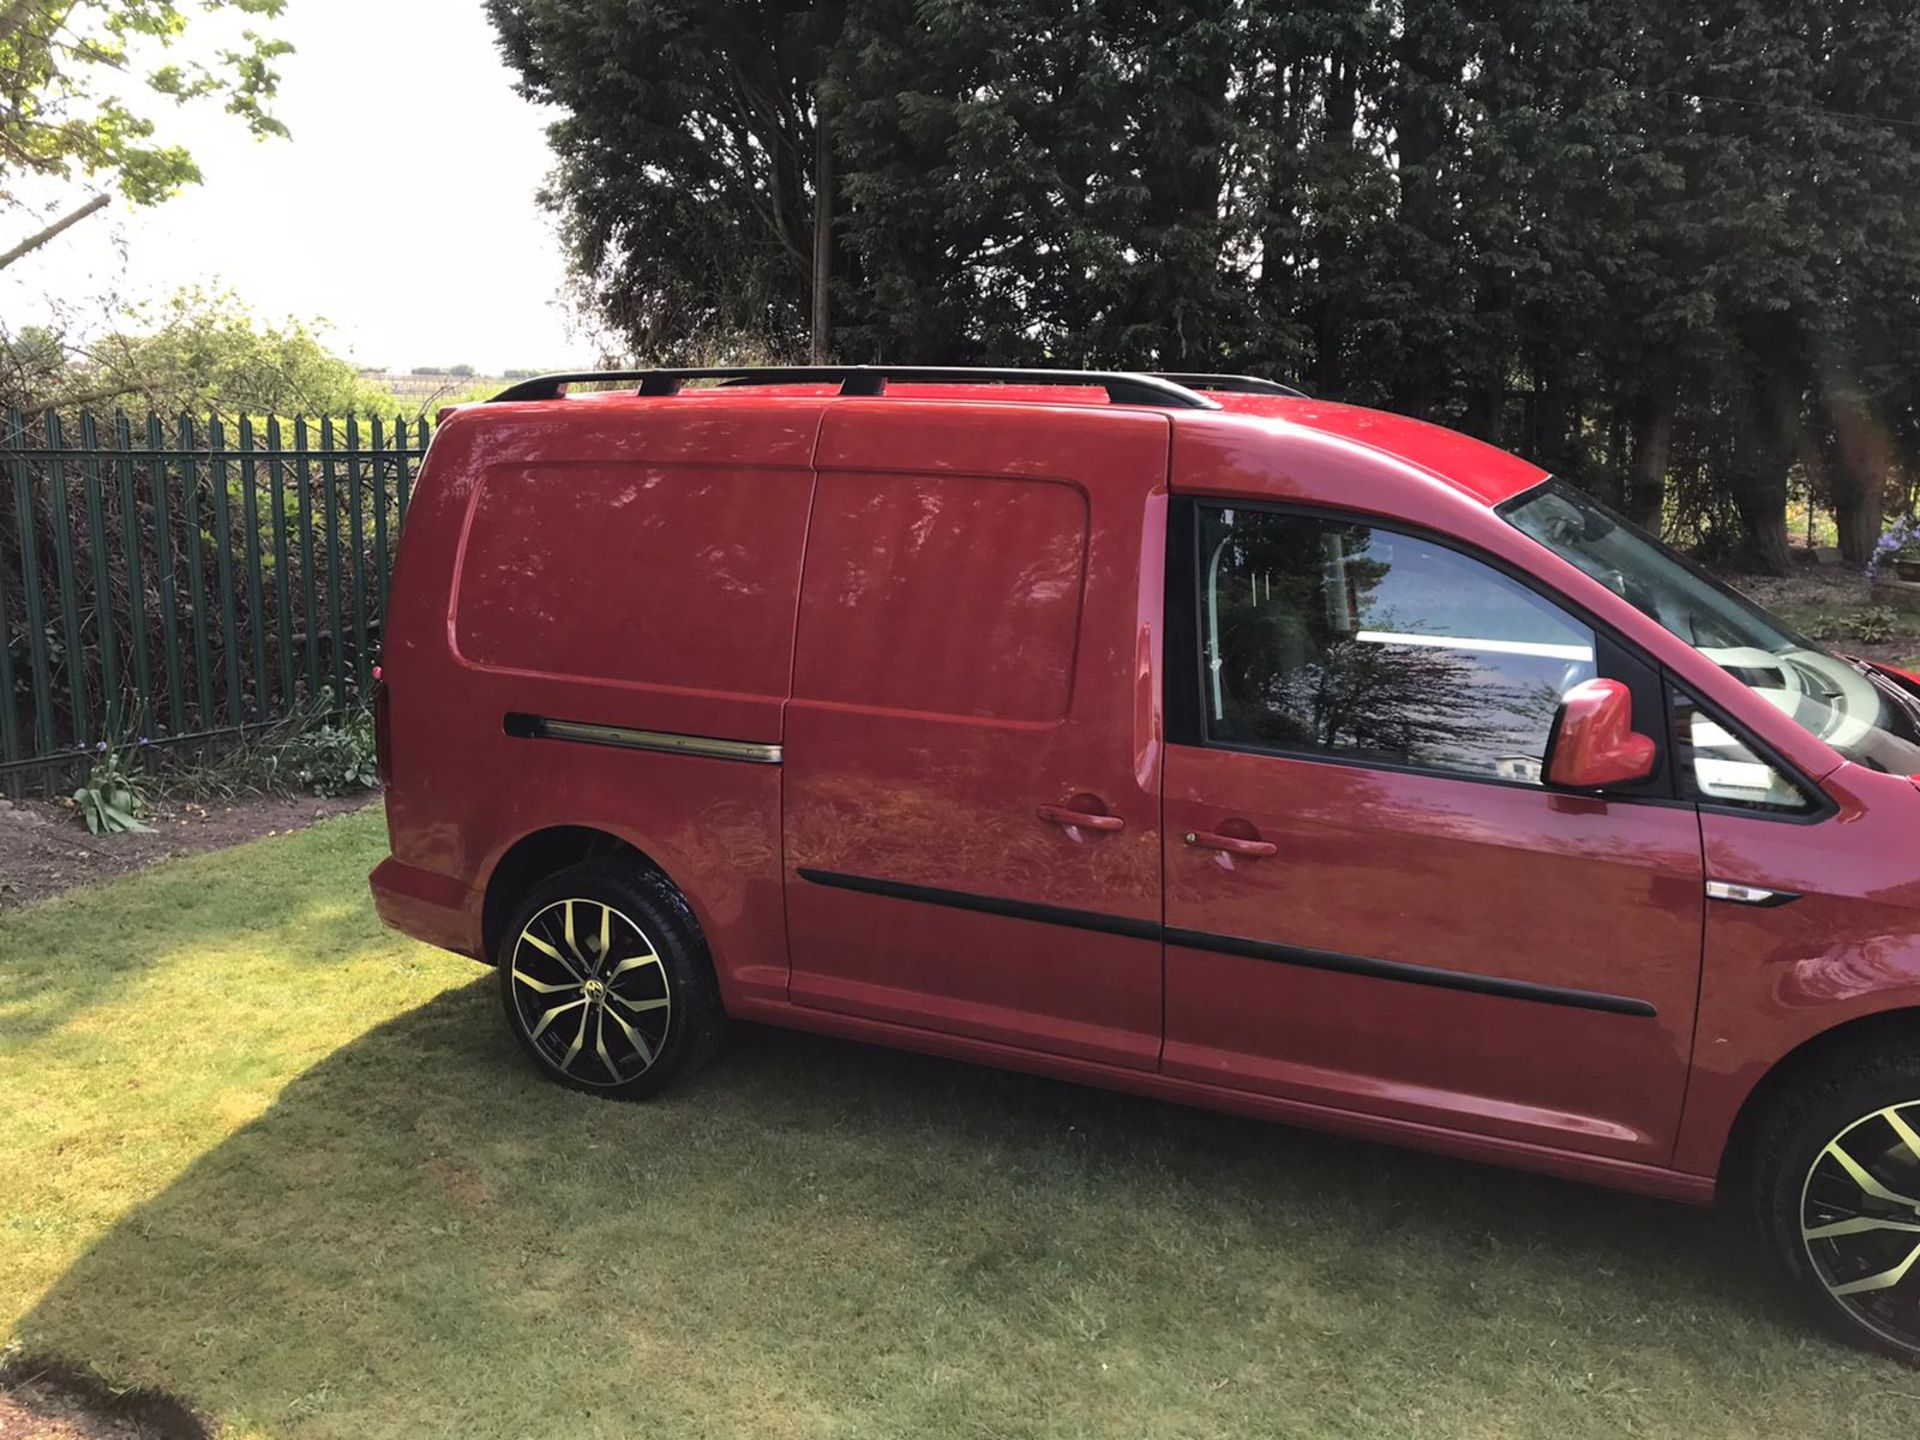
[{"x1": 1199, "y1": 506, "x2": 1598, "y2": 784}]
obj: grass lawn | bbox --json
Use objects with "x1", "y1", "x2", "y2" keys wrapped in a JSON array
[{"x1": 3, "y1": 812, "x2": 1918, "y2": 1438}]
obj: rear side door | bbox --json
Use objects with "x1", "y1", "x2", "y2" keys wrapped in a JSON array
[
  {"x1": 782, "y1": 402, "x2": 1168, "y2": 1069},
  {"x1": 1159, "y1": 499, "x2": 1705, "y2": 1165}
]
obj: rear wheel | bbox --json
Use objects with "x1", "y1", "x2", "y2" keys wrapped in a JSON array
[
  {"x1": 1752, "y1": 1045, "x2": 1920, "y2": 1365},
  {"x1": 496, "y1": 860, "x2": 723, "y2": 1099}
]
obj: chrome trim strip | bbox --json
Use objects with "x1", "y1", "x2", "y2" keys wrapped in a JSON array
[
  {"x1": 506, "y1": 712, "x2": 781, "y2": 765},
  {"x1": 1706, "y1": 879, "x2": 1800, "y2": 908}
]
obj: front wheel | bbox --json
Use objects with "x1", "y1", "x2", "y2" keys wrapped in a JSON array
[
  {"x1": 496, "y1": 860, "x2": 724, "y2": 1099},
  {"x1": 1752, "y1": 1045, "x2": 1920, "y2": 1365}
]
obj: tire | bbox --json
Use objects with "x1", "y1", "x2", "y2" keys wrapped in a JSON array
[
  {"x1": 495, "y1": 859, "x2": 725, "y2": 1099},
  {"x1": 1750, "y1": 1042, "x2": 1920, "y2": 1365}
]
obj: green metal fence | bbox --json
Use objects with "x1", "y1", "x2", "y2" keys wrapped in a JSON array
[{"x1": 1, "y1": 409, "x2": 432, "y2": 796}]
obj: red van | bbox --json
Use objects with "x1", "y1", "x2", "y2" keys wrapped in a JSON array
[{"x1": 371, "y1": 366, "x2": 1920, "y2": 1362}]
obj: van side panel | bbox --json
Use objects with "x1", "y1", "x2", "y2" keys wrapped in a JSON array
[
  {"x1": 455, "y1": 462, "x2": 809, "y2": 701},
  {"x1": 781, "y1": 403, "x2": 1169, "y2": 1066},
  {"x1": 790, "y1": 471, "x2": 1089, "y2": 720},
  {"x1": 377, "y1": 399, "x2": 826, "y2": 1003}
]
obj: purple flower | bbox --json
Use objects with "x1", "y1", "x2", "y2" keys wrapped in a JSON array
[{"x1": 1867, "y1": 516, "x2": 1920, "y2": 580}]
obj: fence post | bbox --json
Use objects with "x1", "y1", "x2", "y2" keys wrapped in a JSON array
[
  {"x1": 319, "y1": 418, "x2": 346, "y2": 708},
  {"x1": 397, "y1": 414, "x2": 416, "y2": 522},
  {"x1": 295, "y1": 417, "x2": 320, "y2": 700},
  {"x1": 148, "y1": 415, "x2": 186, "y2": 736},
  {"x1": 8, "y1": 409, "x2": 55, "y2": 757},
  {"x1": 44, "y1": 412, "x2": 91, "y2": 746},
  {"x1": 346, "y1": 416, "x2": 369, "y2": 697},
  {"x1": 371, "y1": 415, "x2": 391, "y2": 617},
  {"x1": 179, "y1": 414, "x2": 216, "y2": 729},
  {"x1": 238, "y1": 418, "x2": 271, "y2": 723},
  {"x1": 115, "y1": 412, "x2": 153, "y2": 727},
  {"x1": 80, "y1": 411, "x2": 121, "y2": 737},
  {"x1": 0, "y1": 459, "x2": 17, "y2": 783},
  {"x1": 207, "y1": 420, "x2": 245, "y2": 728},
  {"x1": 267, "y1": 416, "x2": 294, "y2": 707}
]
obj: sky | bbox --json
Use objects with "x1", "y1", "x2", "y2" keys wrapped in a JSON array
[{"x1": 6, "y1": 0, "x2": 585, "y2": 375}]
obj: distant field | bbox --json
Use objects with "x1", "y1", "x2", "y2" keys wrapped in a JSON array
[{"x1": 366, "y1": 372, "x2": 510, "y2": 403}]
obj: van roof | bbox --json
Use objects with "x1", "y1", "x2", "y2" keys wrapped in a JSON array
[{"x1": 470, "y1": 367, "x2": 1548, "y2": 509}]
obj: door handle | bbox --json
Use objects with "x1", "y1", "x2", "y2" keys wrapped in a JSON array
[
  {"x1": 1185, "y1": 829, "x2": 1278, "y2": 858},
  {"x1": 1037, "y1": 804, "x2": 1126, "y2": 833}
]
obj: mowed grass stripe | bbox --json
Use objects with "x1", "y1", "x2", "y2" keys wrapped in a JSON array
[{"x1": 0, "y1": 811, "x2": 1913, "y2": 1438}]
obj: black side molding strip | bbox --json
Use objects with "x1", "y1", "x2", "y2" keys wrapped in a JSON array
[
  {"x1": 1162, "y1": 928, "x2": 1659, "y2": 1017},
  {"x1": 794, "y1": 868, "x2": 1160, "y2": 941},
  {"x1": 795, "y1": 868, "x2": 1657, "y2": 1018}
]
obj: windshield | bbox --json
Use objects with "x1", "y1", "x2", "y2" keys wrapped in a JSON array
[{"x1": 1502, "y1": 480, "x2": 1920, "y2": 777}]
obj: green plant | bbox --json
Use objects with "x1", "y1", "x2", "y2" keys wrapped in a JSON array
[
  {"x1": 282, "y1": 706, "x2": 378, "y2": 797},
  {"x1": 1837, "y1": 607, "x2": 1900, "y2": 644},
  {"x1": 147, "y1": 688, "x2": 379, "y2": 800},
  {"x1": 71, "y1": 731, "x2": 152, "y2": 835}
]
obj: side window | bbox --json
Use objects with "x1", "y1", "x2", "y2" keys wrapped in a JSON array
[
  {"x1": 1671, "y1": 690, "x2": 1815, "y2": 813},
  {"x1": 1197, "y1": 506, "x2": 1598, "y2": 784}
]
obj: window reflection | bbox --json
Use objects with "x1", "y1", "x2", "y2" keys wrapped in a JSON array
[
  {"x1": 1199, "y1": 508, "x2": 1596, "y2": 784},
  {"x1": 1671, "y1": 690, "x2": 1813, "y2": 812}
]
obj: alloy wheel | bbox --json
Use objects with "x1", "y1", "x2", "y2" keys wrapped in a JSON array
[
  {"x1": 1800, "y1": 1100, "x2": 1920, "y2": 1354},
  {"x1": 508, "y1": 897, "x2": 672, "y2": 1087}
]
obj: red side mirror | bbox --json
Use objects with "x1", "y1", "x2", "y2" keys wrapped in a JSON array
[{"x1": 1547, "y1": 678, "x2": 1657, "y2": 790}]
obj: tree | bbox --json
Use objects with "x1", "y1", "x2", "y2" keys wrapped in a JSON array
[
  {"x1": 497, "y1": 0, "x2": 1920, "y2": 567},
  {"x1": 488, "y1": 0, "x2": 836, "y2": 361},
  {"x1": 0, "y1": 0, "x2": 291, "y2": 269},
  {"x1": 71, "y1": 287, "x2": 399, "y2": 418}
]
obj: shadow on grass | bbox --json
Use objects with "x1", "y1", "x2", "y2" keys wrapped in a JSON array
[{"x1": 13, "y1": 979, "x2": 1851, "y2": 1438}]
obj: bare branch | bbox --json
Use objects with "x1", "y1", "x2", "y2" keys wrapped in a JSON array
[{"x1": 0, "y1": 192, "x2": 109, "y2": 270}]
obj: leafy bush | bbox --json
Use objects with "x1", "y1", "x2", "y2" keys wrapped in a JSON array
[
  {"x1": 1838, "y1": 607, "x2": 1901, "y2": 645},
  {"x1": 283, "y1": 709, "x2": 379, "y2": 798}
]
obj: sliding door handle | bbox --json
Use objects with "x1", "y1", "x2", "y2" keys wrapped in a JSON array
[
  {"x1": 1038, "y1": 804, "x2": 1125, "y2": 833},
  {"x1": 1185, "y1": 829, "x2": 1278, "y2": 858}
]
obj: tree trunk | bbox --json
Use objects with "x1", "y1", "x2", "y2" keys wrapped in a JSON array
[
  {"x1": 1729, "y1": 377, "x2": 1796, "y2": 576},
  {"x1": 1730, "y1": 473, "x2": 1793, "y2": 576},
  {"x1": 1825, "y1": 389, "x2": 1889, "y2": 567},
  {"x1": 810, "y1": 106, "x2": 833, "y2": 365},
  {"x1": 1625, "y1": 387, "x2": 1675, "y2": 533},
  {"x1": 1310, "y1": 51, "x2": 1359, "y2": 398},
  {"x1": 1725, "y1": 319, "x2": 1807, "y2": 576}
]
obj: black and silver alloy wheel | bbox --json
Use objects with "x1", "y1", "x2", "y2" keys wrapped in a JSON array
[
  {"x1": 1799, "y1": 1101, "x2": 1920, "y2": 1355},
  {"x1": 509, "y1": 897, "x2": 672, "y2": 1087},
  {"x1": 1753, "y1": 1042, "x2": 1920, "y2": 1365},
  {"x1": 496, "y1": 859, "x2": 726, "y2": 1099}
]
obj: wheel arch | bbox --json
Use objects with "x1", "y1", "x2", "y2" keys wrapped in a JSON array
[
  {"x1": 481, "y1": 825, "x2": 694, "y2": 964},
  {"x1": 1719, "y1": 1006, "x2": 1920, "y2": 1195}
]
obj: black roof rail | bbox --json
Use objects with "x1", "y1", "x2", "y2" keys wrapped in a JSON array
[
  {"x1": 1149, "y1": 372, "x2": 1310, "y2": 399},
  {"x1": 490, "y1": 365, "x2": 1221, "y2": 410}
]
